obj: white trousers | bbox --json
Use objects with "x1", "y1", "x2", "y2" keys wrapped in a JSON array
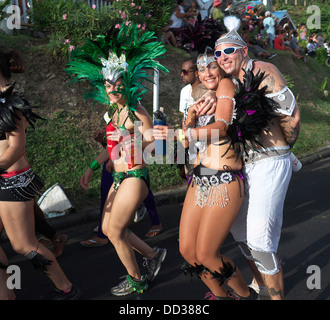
[{"x1": 231, "y1": 153, "x2": 292, "y2": 253}]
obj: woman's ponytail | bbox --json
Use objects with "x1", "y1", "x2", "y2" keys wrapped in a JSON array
[{"x1": 0, "y1": 48, "x2": 25, "y2": 79}]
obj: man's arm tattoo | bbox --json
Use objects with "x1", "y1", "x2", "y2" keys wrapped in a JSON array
[
  {"x1": 262, "y1": 74, "x2": 276, "y2": 94},
  {"x1": 192, "y1": 84, "x2": 208, "y2": 101},
  {"x1": 279, "y1": 116, "x2": 300, "y2": 148},
  {"x1": 268, "y1": 287, "x2": 284, "y2": 299}
]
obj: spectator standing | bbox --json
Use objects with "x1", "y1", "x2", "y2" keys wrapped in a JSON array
[
  {"x1": 299, "y1": 23, "x2": 307, "y2": 41},
  {"x1": 316, "y1": 33, "x2": 325, "y2": 48},
  {"x1": 212, "y1": 0, "x2": 224, "y2": 22},
  {"x1": 179, "y1": 58, "x2": 200, "y2": 125},
  {"x1": 263, "y1": 11, "x2": 275, "y2": 48}
]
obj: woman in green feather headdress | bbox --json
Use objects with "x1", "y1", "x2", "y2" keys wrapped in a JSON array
[{"x1": 67, "y1": 23, "x2": 168, "y2": 296}]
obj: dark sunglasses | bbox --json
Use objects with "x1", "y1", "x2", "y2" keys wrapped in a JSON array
[
  {"x1": 181, "y1": 69, "x2": 195, "y2": 76},
  {"x1": 214, "y1": 46, "x2": 243, "y2": 58}
]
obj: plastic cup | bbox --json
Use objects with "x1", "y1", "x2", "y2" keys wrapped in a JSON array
[{"x1": 290, "y1": 152, "x2": 302, "y2": 172}]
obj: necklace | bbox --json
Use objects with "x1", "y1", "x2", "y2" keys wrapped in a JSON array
[
  {"x1": 114, "y1": 104, "x2": 126, "y2": 128},
  {"x1": 108, "y1": 103, "x2": 126, "y2": 127}
]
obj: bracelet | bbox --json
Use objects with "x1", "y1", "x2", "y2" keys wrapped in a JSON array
[
  {"x1": 182, "y1": 122, "x2": 189, "y2": 129},
  {"x1": 89, "y1": 160, "x2": 100, "y2": 171},
  {"x1": 215, "y1": 118, "x2": 231, "y2": 126},
  {"x1": 178, "y1": 129, "x2": 185, "y2": 143}
]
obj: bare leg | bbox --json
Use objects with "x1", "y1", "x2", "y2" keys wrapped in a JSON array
[
  {"x1": 102, "y1": 178, "x2": 148, "y2": 280},
  {"x1": 262, "y1": 255, "x2": 284, "y2": 300},
  {"x1": 195, "y1": 181, "x2": 250, "y2": 297},
  {"x1": 0, "y1": 201, "x2": 72, "y2": 292},
  {"x1": 179, "y1": 182, "x2": 249, "y2": 298},
  {"x1": 126, "y1": 231, "x2": 155, "y2": 259},
  {"x1": 247, "y1": 259, "x2": 266, "y2": 288}
]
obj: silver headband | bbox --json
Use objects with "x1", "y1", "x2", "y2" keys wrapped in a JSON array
[
  {"x1": 197, "y1": 46, "x2": 217, "y2": 67},
  {"x1": 197, "y1": 55, "x2": 216, "y2": 67}
]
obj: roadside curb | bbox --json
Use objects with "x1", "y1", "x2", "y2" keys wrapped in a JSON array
[
  {"x1": 41, "y1": 145, "x2": 330, "y2": 232},
  {"x1": 299, "y1": 146, "x2": 330, "y2": 166}
]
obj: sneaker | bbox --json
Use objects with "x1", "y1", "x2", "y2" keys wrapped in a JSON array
[
  {"x1": 143, "y1": 247, "x2": 167, "y2": 281},
  {"x1": 134, "y1": 205, "x2": 147, "y2": 223},
  {"x1": 228, "y1": 287, "x2": 260, "y2": 300},
  {"x1": 111, "y1": 275, "x2": 148, "y2": 296},
  {"x1": 249, "y1": 279, "x2": 270, "y2": 300},
  {"x1": 48, "y1": 285, "x2": 81, "y2": 300}
]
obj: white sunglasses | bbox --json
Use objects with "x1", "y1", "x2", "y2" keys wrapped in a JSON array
[{"x1": 214, "y1": 46, "x2": 243, "y2": 58}]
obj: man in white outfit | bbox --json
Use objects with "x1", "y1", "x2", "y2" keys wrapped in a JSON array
[{"x1": 214, "y1": 17, "x2": 300, "y2": 300}]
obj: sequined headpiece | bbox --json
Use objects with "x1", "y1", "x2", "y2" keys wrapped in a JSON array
[
  {"x1": 214, "y1": 16, "x2": 247, "y2": 48},
  {"x1": 197, "y1": 47, "x2": 217, "y2": 68},
  {"x1": 66, "y1": 23, "x2": 169, "y2": 113},
  {"x1": 100, "y1": 51, "x2": 128, "y2": 84}
]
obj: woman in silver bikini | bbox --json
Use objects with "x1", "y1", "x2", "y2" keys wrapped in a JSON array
[{"x1": 178, "y1": 49, "x2": 259, "y2": 300}]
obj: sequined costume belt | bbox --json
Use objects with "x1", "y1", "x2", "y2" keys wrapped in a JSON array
[
  {"x1": 0, "y1": 167, "x2": 45, "y2": 201},
  {"x1": 191, "y1": 164, "x2": 243, "y2": 208}
]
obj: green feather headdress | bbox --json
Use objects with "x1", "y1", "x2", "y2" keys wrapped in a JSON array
[{"x1": 66, "y1": 23, "x2": 169, "y2": 120}]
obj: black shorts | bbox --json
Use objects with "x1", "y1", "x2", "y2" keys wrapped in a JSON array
[{"x1": 0, "y1": 167, "x2": 44, "y2": 202}]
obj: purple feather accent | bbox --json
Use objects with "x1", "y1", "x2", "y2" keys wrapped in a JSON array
[
  {"x1": 246, "y1": 110, "x2": 256, "y2": 115},
  {"x1": 237, "y1": 126, "x2": 242, "y2": 140}
]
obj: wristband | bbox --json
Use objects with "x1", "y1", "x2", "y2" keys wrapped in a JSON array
[{"x1": 89, "y1": 160, "x2": 100, "y2": 171}]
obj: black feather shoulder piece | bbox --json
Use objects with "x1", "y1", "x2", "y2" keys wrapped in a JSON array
[
  {"x1": 222, "y1": 69, "x2": 279, "y2": 159},
  {"x1": 0, "y1": 84, "x2": 42, "y2": 136}
]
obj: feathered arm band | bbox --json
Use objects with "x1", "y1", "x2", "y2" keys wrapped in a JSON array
[
  {"x1": 221, "y1": 69, "x2": 280, "y2": 159},
  {"x1": 0, "y1": 84, "x2": 43, "y2": 136}
]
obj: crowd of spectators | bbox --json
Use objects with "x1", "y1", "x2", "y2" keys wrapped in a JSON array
[{"x1": 161, "y1": 0, "x2": 328, "y2": 64}]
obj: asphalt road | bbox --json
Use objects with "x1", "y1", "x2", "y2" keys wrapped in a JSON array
[{"x1": 1, "y1": 156, "x2": 329, "y2": 305}]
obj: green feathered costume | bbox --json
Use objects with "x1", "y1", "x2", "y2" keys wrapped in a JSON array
[{"x1": 66, "y1": 23, "x2": 169, "y2": 122}]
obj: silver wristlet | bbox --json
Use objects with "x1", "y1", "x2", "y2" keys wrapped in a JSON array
[
  {"x1": 215, "y1": 118, "x2": 231, "y2": 126},
  {"x1": 217, "y1": 96, "x2": 237, "y2": 125}
]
